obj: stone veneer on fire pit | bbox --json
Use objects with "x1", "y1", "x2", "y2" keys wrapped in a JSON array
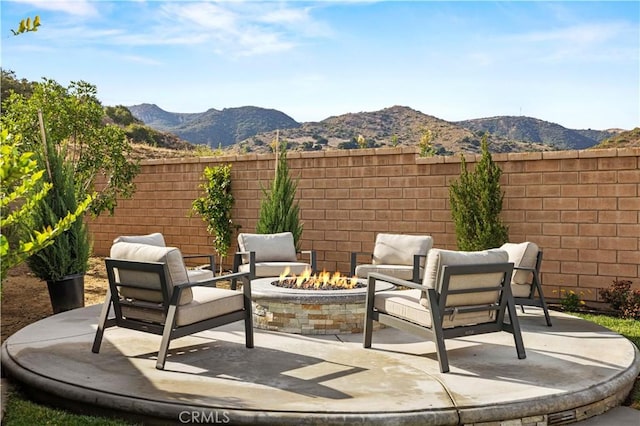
[{"x1": 250, "y1": 277, "x2": 395, "y2": 335}]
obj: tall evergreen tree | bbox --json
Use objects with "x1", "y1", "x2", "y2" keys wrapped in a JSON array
[
  {"x1": 256, "y1": 142, "x2": 303, "y2": 249},
  {"x1": 449, "y1": 135, "x2": 508, "y2": 250}
]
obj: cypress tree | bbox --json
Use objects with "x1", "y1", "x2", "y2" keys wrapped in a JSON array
[
  {"x1": 256, "y1": 142, "x2": 303, "y2": 249},
  {"x1": 449, "y1": 135, "x2": 509, "y2": 250}
]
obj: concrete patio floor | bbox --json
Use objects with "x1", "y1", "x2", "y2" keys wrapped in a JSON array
[{"x1": 1, "y1": 305, "x2": 639, "y2": 425}]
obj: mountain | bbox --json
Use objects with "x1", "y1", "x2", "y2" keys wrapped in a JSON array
[
  {"x1": 455, "y1": 116, "x2": 618, "y2": 150},
  {"x1": 590, "y1": 127, "x2": 640, "y2": 149},
  {"x1": 128, "y1": 104, "x2": 300, "y2": 147},
  {"x1": 235, "y1": 106, "x2": 549, "y2": 155}
]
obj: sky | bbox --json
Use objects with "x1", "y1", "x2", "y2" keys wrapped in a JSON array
[{"x1": 1, "y1": 0, "x2": 638, "y2": 130}]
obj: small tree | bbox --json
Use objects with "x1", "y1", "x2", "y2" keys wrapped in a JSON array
[
  {"x1": 449, "y1": 135, "x2": 508, "y2": 250},
  {"x1": 191, "y1": 164, "x2": 235, "y2": 273},
  {"x1": 256, "y1": 142, "x2": 303, "y2": 249},
  {"x1": 0, "y1": 130, "x2": 89, "y2": 283}
]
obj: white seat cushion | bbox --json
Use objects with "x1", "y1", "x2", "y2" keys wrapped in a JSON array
[
  {"x1": 122, "y1": 287, "x2": 244, "y2": 327},
  {"x1": 372, "y1": 234, "x2": 433, "y2": 267},
  {"x1": 374, "y1": 289, "x2": 496, "y2": 329},
  {"x1": 187, "y1": 268, "x2": 215, "y2": 283},
  {"x1": 237, "y1": 232, "x2": 298, "y2": 263}
]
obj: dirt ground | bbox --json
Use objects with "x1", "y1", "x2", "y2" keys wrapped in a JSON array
[{"x1": 1, "y1": 258, "x2": 109, "y2": 344}]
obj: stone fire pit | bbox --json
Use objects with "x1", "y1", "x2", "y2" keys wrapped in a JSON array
[{"x1": 251, "y1": 277, "x2": 395, "y2": 335}]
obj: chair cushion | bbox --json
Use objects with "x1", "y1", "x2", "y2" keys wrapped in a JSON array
[
  {"x1": 372, "y1": 234, "x2": 433, "y2": 267},
  {"x1": 420, "y1": 248, "x2": 508, "y2": 308},
  {"x1": 187, "y1": 268, "x2": 215, "y2": 283},
  {"x1": 113, "y1": 233, "x2": 166, "y2": 247},
  {"x1": 375, "y1": 289, "x2": 496, "y2": 329},
  {"x1": 110, "y1": 242, "x2": 193, "y2": 305},
  {"x1": 238, "y1": 262, "x2": 311, "y2": 278},
  {"x1": 500, "y1": 242, "x2": 539, "y2": 285},
  {"x1": 237, "y1": 232, "x2": 298, "y2": 263},
  {"x1": 355, "y1": 264, "x2": 422, "y2": 281},
  {"x1": 122, "y1": 287, "x2": 244, "y2": 327}
]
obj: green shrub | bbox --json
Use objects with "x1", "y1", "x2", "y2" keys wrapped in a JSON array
[
  {"x1": 256, "y1": 142, "x2": 303, "y2": 249},
  {"x1": 449, "y1": 135, "x2": 508, "y2": 250}
]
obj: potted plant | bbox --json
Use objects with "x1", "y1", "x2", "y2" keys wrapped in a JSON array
[{"x1": 26, "y1": 133, "x2": 92, "y2": 313}]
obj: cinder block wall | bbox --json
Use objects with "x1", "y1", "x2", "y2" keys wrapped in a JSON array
[{"x1": 89, "y1": 147, "x2": 640, "y2": 304}]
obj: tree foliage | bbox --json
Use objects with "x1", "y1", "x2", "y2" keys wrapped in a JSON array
[
  {"x1": 191, "y1": 164, "x2": 235, "y2": 272},
  {"x1": 449, "y1": 136, "x2": 508, "y2": 250},
  {"x1": 0, "y1": 130, "x2": 90, "y2": 282},
  {"x1": 256, "y1": 143, "x2": 303, "y2": 249},
  {"x1": 1, "y1": 79, "x2": 139, "y2": 215},
  {"x1": 26, "y1": 132, "x2": 92, "y2": 281}
]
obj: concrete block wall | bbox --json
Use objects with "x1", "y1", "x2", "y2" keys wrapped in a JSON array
[{"x1": 89, "y1": 147, "x2": 640, "y2": 304}]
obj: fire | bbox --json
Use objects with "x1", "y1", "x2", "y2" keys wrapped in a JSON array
[{"x1": 277, "y1": 267, "x2": 361, "y2": 289}]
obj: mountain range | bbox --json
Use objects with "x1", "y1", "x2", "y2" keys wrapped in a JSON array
[{"x1": 127, "y1": 103, "x2": 624, "y2": 155}]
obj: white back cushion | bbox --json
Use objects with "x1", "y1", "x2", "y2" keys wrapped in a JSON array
[
  {"x1": 237, "y1": 232, "x2": 297, "y2": 262},
  {"x1": 372, "y1": 234, "x2": 433, "y2": 266},
  {"x1": 110, "y1": 242, "x2": 192, "y2": 304},
  {"x1": 500, "y1": 242, "x2": 539, "y2": 285},
  {"x1": 420, "y1": 248, "x2": 509, "y2": 307},
  {"x1": 113, "y1": 233, "x2": 166, "y2": 247}
]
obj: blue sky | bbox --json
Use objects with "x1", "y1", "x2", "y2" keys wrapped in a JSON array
[{"x1": 2, "y1": 1, "x2": 638, "y2": 130}]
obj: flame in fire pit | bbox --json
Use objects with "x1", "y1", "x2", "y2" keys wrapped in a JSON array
[{"x1": 276, "y1": 267, "x2": 362, "y2": 289}]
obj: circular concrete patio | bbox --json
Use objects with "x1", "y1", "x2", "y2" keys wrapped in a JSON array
[{"x1": 1, "y1": 304, "x2": 638, "y2": 425}]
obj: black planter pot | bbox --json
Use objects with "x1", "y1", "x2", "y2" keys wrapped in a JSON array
[{"x1": 46, "y1": 273, "x2": 85, "y2": 314}]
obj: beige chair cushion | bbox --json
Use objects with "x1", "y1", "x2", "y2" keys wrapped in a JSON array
[
  {"x1": 374, "y1": 289, "x2": 496, "y2": 329},
  {"x1": 121, "y1": 287, "x2": 244, "y2": 327},
  {"x1": 110, "y1": 242, "x2": 193, "y2": 305},
  {"x1": 500, "y1": 242, "x2": 539, "y2": 286},
  {"x1": 237, "y1": 232, "x2": 298, "y2": 263},
  {"x1": 113, "y1": 233, "x2": 166, "y2": 247},
  {"x1": 372, "y1": 234, "x2": 433, "y2": 267},
  {"x1": 420, "y1": 248, "x2": 508, "y2": 308},
  {"x1": 355, "y1": 264, "x2": 421, "y2": 281},
  {"x1": 187, "y1": 268, "x2": 215, "y2": 283},
  {"x1": 237, "y1": 262, "x2": 311, "y2": 278}
]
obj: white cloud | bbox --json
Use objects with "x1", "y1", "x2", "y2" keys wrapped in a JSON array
[{"x1": 9, "y1": 0, "x2": 98, "y2": 17}]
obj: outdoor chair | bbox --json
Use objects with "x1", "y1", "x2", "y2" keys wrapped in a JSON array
[
  {"x1": 232, "y1": 232, "x2": 316, "y2": 289},
  {"x1": 363, "y1": 248, "x2": 525, "y2": 373},
  {"x1": 501, "y1": 242, "x2": 552, "y2": 326},
  {"x1": 351, "y1": 233, "x2": 433, "y2": 283},
  {"x1": 114, "y1": 233, "x2": 215, "y2": 283},
  {"x1": 92, "y1": 241, "x2": 253, "y2": 370}
]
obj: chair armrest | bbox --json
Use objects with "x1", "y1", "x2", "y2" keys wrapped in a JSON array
[
  {"x1": 182, "y1": 254, "x2": 215, "y2": 271},
  {"x1": 368, "y1": 272, "x2": 428, "y2": 291},
  {"x1": 231, "y1": 251, "x2": 255, "y2": 289},
  {"x1": 350, "y1": 251, "x2": 373, "y2": 276},
  {"x1": 299, "y1": 250, "x2": 317, "y2": 273}
]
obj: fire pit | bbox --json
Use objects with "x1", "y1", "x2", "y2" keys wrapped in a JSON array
[{"x1": 251, "y1": 271, "x2": 395, "y2": 335}]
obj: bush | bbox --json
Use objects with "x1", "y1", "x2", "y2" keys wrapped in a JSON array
[
  {"x1": 600, "y1": 280, "x2": 640, "y2": 320},
  {"x1": 449, "y1": 135, "x2": 508, "y2": 250}
]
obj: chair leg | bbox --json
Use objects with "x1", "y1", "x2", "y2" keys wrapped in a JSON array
[
  {"x1": 241, "y1": 276, "x2": 254, "y2": 348},
  {"x1": 91, "y1": 290, "x2": 113, "y2": 353},
  {"x1": 156, "y1": 304, "x2": 178, "y2": 370},
  {"x1": 363, "y1": 276, "x2": 376, "y2": 348},
  {"x1": 533, "y1": 271, "x2": 552, "y2": 327},
  {"x1": 427, "y1": 294, "x2": 449, "y2": 373},
  {"x1": 506, "y1": 300, "x2": 527, "y2": 360}
]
